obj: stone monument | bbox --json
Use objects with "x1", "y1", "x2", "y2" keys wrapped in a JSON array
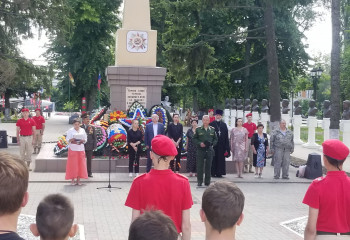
[
  {"x1": 322, "y1": 100, "x2": 331, "y2": 141},
  {"x1": 106, "y1": 0, "x2": 166, "y2": 110},
  {"x1": 308, "y1": 100, "x2": 318, "y2": 117},
  {"x1": 225, "y1": 98, "x2": 232, "y2": 109},
  {"x1": 229, "y1": 98, "x2": 236, "y2": 129},
  {"x1": 293, "y1": 100, "x2": 304, "y2": 145},
  {"x1": 261, "y1": 99, "x2": 269, "y2": 113},
  {"x1": 236, "y1": 99, "x2": 244, "y2": 119},
  {"x1": 303, "y1": 100, "x2": 319, "y2": 148},
  {"x1": 281, "y1": 99, "x2": 290, "y2": 127},
  {"x1": 294, "y1": 100, "x2": 302, "y2": 115},
  {"x1": 161, "y1": 96, "x2": 172, "y2": 112},
  {"x1": 260, "y1": 99, "x2": 269, "y2": 132},
  {"x1": 251, "y1": 99, "x2": 259, "y2": 125}
]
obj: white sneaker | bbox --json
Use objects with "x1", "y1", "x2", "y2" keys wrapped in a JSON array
[
  {"x1": 254, "y1": 173, "x2": 259, "y2": 178},
  {"x1": 129, "y1": 173, "x2": 133, "y2": 177},
  {"x1": 135, "y1": 173, "x2": 139, "y2": 177}
]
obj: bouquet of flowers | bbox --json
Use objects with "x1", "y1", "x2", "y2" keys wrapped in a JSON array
[
  {"x1": 109, "y1": 110, "x2": 127, "y2": 123},
  {"x1": 54, "y1": 136, "x2": 69, "y2": 156},
  {"x1": 90, "y1": 106, "x2": 109, "y2": 124},
  {"x1": 99, "y1": 120, "x2": 109, "y2": 130}
]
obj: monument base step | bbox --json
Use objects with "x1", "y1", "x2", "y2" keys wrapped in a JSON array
[{"x1": 35, "y1": 143, "x2": 237, "y2": 173}]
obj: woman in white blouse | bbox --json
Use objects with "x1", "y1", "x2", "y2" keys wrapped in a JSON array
[{"x1": 65, "y1": 118, "x2": 88, "y2": 185}]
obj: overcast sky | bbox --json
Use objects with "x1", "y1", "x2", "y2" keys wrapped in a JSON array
[{"x1": 19, "y1": 7, "x2": 332, "y2": 67}]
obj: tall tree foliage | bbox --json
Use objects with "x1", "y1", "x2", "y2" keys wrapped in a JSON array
[
  {"x1": 46, "y1": 0, "x2": 121, "y2": 111},
  {"x1": 151, "y1": 0, "x2": 314, "y2": 115},
  {"x1": 0, "y1": 0, "x2": 55, "y2": 109}
]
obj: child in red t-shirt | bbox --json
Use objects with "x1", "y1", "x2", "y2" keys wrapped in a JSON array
[
  {"x1": 303, "y1": 139, "x2": 350, "y2": 239},
  {"x1": 125, "y1": 135, "x2": 193, "y2": 240}
]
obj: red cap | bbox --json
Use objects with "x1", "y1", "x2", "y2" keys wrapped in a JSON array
[
  {"x1": 322, "y1": 139, "x2": 349, "y2": 161},
  {"x1": 21, "y1": 108, "x2": 29, "y2": 112},
  {"x1": 35, "y1": 108, "x2": 41, "y2": 111},
  {"x1": 151, "y1": 135, "x2": 178, "y2": 156},
  {"x1": 208, "y1": 109, "x2": 214, "y2": 113},
  {"x1": 246, "y1": 113, "x2": 252, "y2": 117}
]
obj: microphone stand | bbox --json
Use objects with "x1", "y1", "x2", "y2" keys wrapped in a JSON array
[{"x1": 97, "y1": 145, "x2": 121, "y2": 192}]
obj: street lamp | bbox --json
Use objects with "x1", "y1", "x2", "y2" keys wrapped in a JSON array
[
  {"x1": 310, "y1": 66, "x2": 323, "y2": 101},
  {"x1": 234, "y1": 78, "x2": 242, "y2": 99}
]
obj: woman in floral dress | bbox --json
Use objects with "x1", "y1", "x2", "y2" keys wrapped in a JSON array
[
  {"x1": 251, "y1": 124, "x2": 269, "y2": 178},
  {"x1": 186, "y1": 117, "x2": 198, "y2": 177},
  {"x1": 230, "y1": 118, "x2": 248, "y2": 178}
]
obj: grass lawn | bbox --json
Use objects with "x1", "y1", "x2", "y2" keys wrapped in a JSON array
[{"x1": 300, "y1": 127, "x2": 343, "y2": 144}]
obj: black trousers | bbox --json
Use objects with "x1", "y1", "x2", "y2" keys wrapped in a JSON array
[
  {"x1": 129, "y1": 147, "x2": 140, "y2": 173},
  {"x1": 85, "y1": 150, "x2": 93, "y2": 175},
  {"x1": 170, "y1": 145, "x2": 182, "y2": 172}
]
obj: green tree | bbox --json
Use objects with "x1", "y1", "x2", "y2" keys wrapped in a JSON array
[{"x1": 46, "y1": 0, "x2": 121, "y2": 111}]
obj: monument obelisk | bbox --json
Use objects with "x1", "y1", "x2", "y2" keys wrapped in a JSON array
[{"x1": 107, "y1": 0, "x2": 166, "y2": 111}]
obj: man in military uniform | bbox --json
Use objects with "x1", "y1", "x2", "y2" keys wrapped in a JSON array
[
  {"x1": 81, "y1": 113, "x2": 97, "y2": 177},
  {"x1": 193, "y1": 115, "x2": 218, "y2": 186}
]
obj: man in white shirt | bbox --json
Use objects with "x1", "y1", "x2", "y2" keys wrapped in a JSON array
[{"x1": 144, "y1": 114, "x2": 165, "y2": 172}]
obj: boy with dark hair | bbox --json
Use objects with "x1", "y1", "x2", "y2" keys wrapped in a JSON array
[
  {"x1": 303, "y1": 139, "x2": 350, "y2": 240},
  {"x1": 0, "y1": 152, "x2": 29, "y2": 240},
  {"x1": 30, "y1": 194, "x2": 78, "y2": 240},
  {"x1": 128, "y1": 210, "x2": 178, "y2": 240},
  {"x1": 200, "y1": 181, "x2": 244, "y2": 240},
  {"x1": 125, "y1": 135, "x2": 193, "y2": 240}
]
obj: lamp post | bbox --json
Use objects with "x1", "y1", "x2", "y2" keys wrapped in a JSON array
[
  {"x1": 234, "y1": 78, "x2": 242, "y2": 99},
  {"x1": 310, "y1": 66, "x2": 323, "y2": 101}
]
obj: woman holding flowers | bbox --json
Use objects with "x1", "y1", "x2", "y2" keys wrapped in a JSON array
[{"x1": 127, "y1": 119, "x2": 143, "y2": 177}]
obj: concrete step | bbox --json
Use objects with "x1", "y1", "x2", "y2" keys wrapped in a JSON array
[{"x1": 34, "y1": 143, "x2": 237, "y2": 173}]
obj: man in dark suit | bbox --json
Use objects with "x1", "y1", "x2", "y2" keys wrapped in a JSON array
[
  {"x1": 144, "y1": 114, "x2": 165, "y2": 172},
  {"x1": 81, "y1": 113, "x2": 97, "y2": 177}
]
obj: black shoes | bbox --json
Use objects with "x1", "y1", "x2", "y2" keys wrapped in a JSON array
[{"x1": 88, "y1": 174, "x2": 93, "y2": 178}]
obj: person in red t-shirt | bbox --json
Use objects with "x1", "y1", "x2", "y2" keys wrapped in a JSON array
[
  {"x1": 208, "y1": 109, "x2": 215, "y2": 123},
  {"x1": 125, "y1": 135, "x2": 193, "y2": 240},
  {"x1": 16, "y1": 108, "x2": 36, "y2": 170},
  {"x1": 242, "y1": 113, "x2": 257, "y2": 173},
  {"x1": 303, "y1": 139, "x2": 350, "y2": 240},
  {"x1": 32, "y1": 108, "x2": 45, "y2": 154}
]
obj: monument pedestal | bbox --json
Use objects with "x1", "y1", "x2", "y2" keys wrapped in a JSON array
[
  {"x1": 322, "y1": 118, "x2": 330, "y2": 141},
  {"x1": 230, "y1": 110, "x2": 236, "y2": 129},
  {"x1": 342, "y1": 120, "x2": 350, "y2": 149},
  {"x1": 252, "y1": 111, "x2": 259, "y2": 125},
  {"x1": 260, "y1": 112, "x2": 269, "y2": 132},
  {"x1": 303, "y1": 116, "x2": 319, "y2": 148},
  {"x1": 293, "y1": 115, "x2": 304, "y2": 145},
  {"x1": 237, "y1": 110, "x2": 243, "y2": 120},
  {"x1": 224, "y1": 109, "x2": 231, "y2": 127},
  {"x1": 282, "y1": 114, "x2": 290, "y2": 127},
  {"x1": 107, "y1": 66, "x2": 166, "y2": 110}
]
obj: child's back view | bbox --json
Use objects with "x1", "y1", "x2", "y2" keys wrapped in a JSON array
[
  {"x1": 200, "y1": 181, "x2": 245, "y2": 240},
  {"x1": 30, "y1": 194, "x2": 78, "y2": 240}
]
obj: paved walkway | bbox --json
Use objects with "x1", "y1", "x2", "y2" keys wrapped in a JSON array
[{"x1": 0, "y1": 114, "x2": 338, "y2": 239}]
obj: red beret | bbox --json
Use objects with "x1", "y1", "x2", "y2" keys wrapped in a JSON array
[
  {"x1": 246, "y1": 113, "x2": 252, "y2": 117},
  {"x1": 21, "y1": 108, "x2": 29, "y2": 112},
  {"x1": 208, "y1": 109, "x2": 214, "y2": 113},
  {"x1": 35, "y1": 108, "x2": 41, "y2": 111},
  {"x1": 322, "y1": 139, "x2": 349, "y2": 161},
  {"x1": 151, "y1": 135, "x2": 178, "y2": 156}
]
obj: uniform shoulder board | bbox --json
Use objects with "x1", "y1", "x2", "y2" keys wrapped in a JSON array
[
  {"x1": 209, "y1": 126, "x2": 215, "y2": 129},
  {"x1": 175, "y1": 173, "x2": 189, "y2": 180}
]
